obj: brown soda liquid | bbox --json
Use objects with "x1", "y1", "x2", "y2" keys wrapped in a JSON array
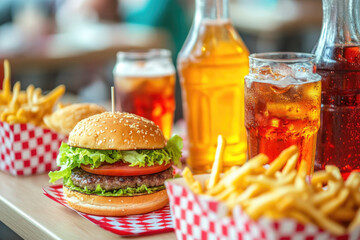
[
  {"x1": 115, "y1": 74, "x2": 175, "y2": 139},
  {"x1": 178, "y1": 20, "x2": 249, "y2": 173},
  {"x1": 245, "y1": 79, "x2": 321, "y2": 174},
  {"x1": 315, "y1": 45, "x2": 360, "y2": 177}
]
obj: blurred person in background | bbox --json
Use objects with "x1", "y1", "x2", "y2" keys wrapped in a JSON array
[
  {"x1": 121, "y1": 0, "x2": 191, "y2": 121},
  {"x1": 122, "y1": 0, "x2": 190, "y2": 60},
  {"x1": 56, "y1": 0, "x2": 121, "y2": 28}
]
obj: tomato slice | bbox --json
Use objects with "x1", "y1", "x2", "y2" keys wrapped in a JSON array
[{"x1": 80, "y1": 161, "x2": 172, "y2": 176}]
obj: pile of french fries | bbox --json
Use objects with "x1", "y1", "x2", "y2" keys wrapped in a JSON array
[
  {"x1": 183, "y1": 136, "x2": 360, "y2": 236},
  {"x1": 0, "y1": 60, "x2": 65, "y2": 126}
]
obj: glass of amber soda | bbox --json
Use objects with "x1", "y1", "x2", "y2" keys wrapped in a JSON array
[
  {"x1": 245, "y1": 52, "x2": 321, "y2": 174},
  {"x1": 113, "y1": 49, "x2": 176, "y2": 139}
]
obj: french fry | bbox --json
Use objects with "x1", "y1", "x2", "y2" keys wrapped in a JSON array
[
  {"x1": 226, "y1": 192, "x2": 241, "y2": 209},
  {"x1": 314, "y1": 182, "x2": 323, "y2": 192},
  {"x1": 26, "y1": 84, "x2": 35, "y2": 106},
  {"x1": 293, "y1": 198, "x2": 346, "y2": 236},
  {"x1": 346, "y1": 172, "x2": 360, "y2": 187},
  {"x1": 207, "y1": 135, "x2": 226, "y2": 189},
  {"x1": 38, "y1": 85, "x2": 65, "y2": 105},
  {"x1": 10, "y1": 82, "x2": 20, "y2": 109},
  {"x1": 182, "y1": 167, "x2": 203, "y2": 194},
  {"x1": 264, "y1": 209, "x2": 285, "y2": 219},
  {"x1": 265, "y1": 145, "x2": 298, "y2": 177},
  {"x1": 2, "y1": 60, "x2": 11, "y2": 102},
  {"x1": 245, "y1": 186, "x2": 301, "y2": 220},
  {"x1": 326, "y1": 165, "x2": 343, "y2": 182},
  {"x1": 182, "y1": 167, "x2": 196, "y2": 187},
  {"x1": 349, "y1": 209, "x2": 360, "y2": 232},
  {"x1": 33, "y1": 88, "x2": 42, "y2": 103},
  {"x1": 297, "y1": 160, "x2": 308, "y2": 179},
  {"x1": 244, "y1": 175, "x2": 278, "y2": 188},
  {"x1": 7, "y1": 115, "x2": 26, "y2": 124},
  {"x1": 245, "y1": 170, "x2": 296, "y2": 188},
  {"x1": 231, "y1": 154, "x2": 269, "y2": 187},
  {"x1": 276, "y1": 170, "x2": 297, "y2": 186},
  {"x1": 252, "y1": 166, "x2": 266, "y2": 175},
  {"x1": 190, "y1": 181, "x2": 203, "y2": 194},
  {"x1": 311, "y1": 171, "x2": 332, "y2": 186},
  {"x1": 331, "y1": 208, "x2": 357, "y2": 222},
  {"x1": 344, "y1": 198, "x2": 356, "y2": 209},
  {"x1": 0, "y1": 60, "x2": 65, "y2": 126},
  {"x1": 215, "y1": 186, "x2": 237, "y2": 201},
  {"x1": 320, "y1": 188, "x2": 350, "y2": 215},
  {"x1": 281, "y1": 152, "x2": 299, "y2": 175},
  {"x1": 312, "y1": 181, "x2": 341, "y2": 206},
  {"x1": 182, "y1": 142, "x2": 360, "y2": 236},
  {"x1": 235, "y1": 184, "x2": 266, "y2": 204},
  {"x1": 277, "y1": 195, "x2": 295, "y2": 211},
  {"x1": 287, "y1": 210, "x2": 312, "y2": 224},
  {"x1": 207, "y1": 153, "x2": 268, "y2": 196}
]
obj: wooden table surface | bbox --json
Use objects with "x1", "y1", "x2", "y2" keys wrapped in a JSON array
[{"x1": 0, "y1": 171, "x2": 176, "y2": 240}]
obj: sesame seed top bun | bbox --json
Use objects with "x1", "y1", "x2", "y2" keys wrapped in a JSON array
[{"x1": 68, "y1": 112, "x2": 166, "y2": 150}]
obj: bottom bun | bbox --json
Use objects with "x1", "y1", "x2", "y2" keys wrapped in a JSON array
[{"x1": 63, "y1": 186, "x2": 169, "y2": 216}]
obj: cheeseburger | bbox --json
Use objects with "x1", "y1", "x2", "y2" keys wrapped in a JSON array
[{"x1": 49, "y1": 112, "x2": 182, "y2": 216}]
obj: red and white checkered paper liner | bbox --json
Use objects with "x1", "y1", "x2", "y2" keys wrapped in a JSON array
[
  {"x1": 0, "y1": 122, "x2": 67, "y2": 176},
  {"x1": 166, "y1": 176, "x2": 360, "y2": 240},
  {"x1": 42, "y1": 185, "x2": 174, "y2": 236}
]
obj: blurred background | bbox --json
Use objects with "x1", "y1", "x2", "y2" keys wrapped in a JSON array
[
  {"x1": 0, "y1": 0, "x2": 322, "y2": 121},
  {"x1": 0, "y1": 0, "x2": 322, "y2": 239}
]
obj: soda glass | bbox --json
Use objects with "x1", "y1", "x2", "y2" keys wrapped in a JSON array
[
  {"x1": 245, "y1": 52, "x2": 321, "y2": 174},
  {"x1": 113, "y1": 49, "x2": 176, "y2": 139}
]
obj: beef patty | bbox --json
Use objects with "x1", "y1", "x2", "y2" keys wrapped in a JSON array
[{"x1": 70, "y1": 167, "x2": 173, "y2": 191}]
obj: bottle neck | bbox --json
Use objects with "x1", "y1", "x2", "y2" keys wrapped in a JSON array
[
  {"x1": 319, "y1": 0, "x2": 360, "y2": 44},
  {"x1": 195, "y1": 0, "x2": 229, "y2": 20}
]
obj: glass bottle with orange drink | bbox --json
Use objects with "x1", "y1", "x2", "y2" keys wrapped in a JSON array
[{"x1": 177, "y1": 0, "x2": 249, "y2": 173}]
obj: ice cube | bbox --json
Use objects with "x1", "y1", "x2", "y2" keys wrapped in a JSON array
[
  {"x1": 291, "y1": 63, "x2": 313, "y2": 81},
  {"x1": 275, "y1": 75, "x2": 297, "y2": 88},
  {"x1": 273, "y1": 63, "x2": 293, "y2": 80},
  {"x1": 257, "y1": 65, "x2": 272, "y2": 74}
]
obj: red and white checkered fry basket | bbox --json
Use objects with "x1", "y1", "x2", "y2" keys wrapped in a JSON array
[
  {"x1": 165, "y1": 175, "x2": 360, "y2": 240},
  {"x1": 0, "y1": 121, "x2": 67, "y2": 176}
]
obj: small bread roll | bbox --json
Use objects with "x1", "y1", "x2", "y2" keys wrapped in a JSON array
[{"x1": 44, "y1": 103, "x2": 106, "y2": 135}]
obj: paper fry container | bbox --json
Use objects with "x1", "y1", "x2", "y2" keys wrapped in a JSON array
[
  {"x1": 0, "y1": 121, "x2": 67, "y2": 176},
  {"x1": 165, "y1": 175, "x2": 360, "y2": 240}
]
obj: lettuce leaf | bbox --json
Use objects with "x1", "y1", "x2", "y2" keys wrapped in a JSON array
[
  {"x1": 49, "y1": 135, "x2": 183, "y2": 183},
  {"x1": 64, "y1": 177, "x2": 165, "y2": 196}
]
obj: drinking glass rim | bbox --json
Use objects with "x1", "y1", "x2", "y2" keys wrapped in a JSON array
[
  {"x1": 116, "y1": 49, "x2": 171, "y2": 60},
  {"x1": 249, "y1": 52, "x2": 315, "y2": 63}
]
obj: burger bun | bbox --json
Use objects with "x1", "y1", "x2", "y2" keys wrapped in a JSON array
[
  {"x1": 63, "y1": 186, "x2": 169, "y2": 216},
  {"x1": 68, "y1": 112, "x2": 166, "y2": 151},
  {"x1": 44, "y1": 103, "x2": 106, "y2": 135}
]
